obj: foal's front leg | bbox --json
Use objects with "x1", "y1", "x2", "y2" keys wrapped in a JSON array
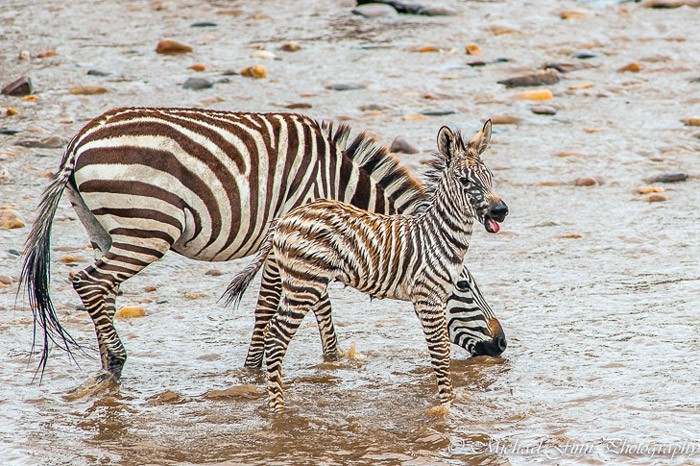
[{"x1": 413, "y1": 299, "x2": 453, "y2": 407}]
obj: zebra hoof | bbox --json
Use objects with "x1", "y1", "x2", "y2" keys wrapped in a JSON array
[
  {"x1": 322, "y1": 348, "x2": 343, "y2": 362},
  {"x1": 63, "y1": 369, "x2": 119, "y2": 401}
]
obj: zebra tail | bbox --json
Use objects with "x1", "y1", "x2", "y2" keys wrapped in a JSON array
[
  {"x1": 18, "y1": 167, "x2": 81, "y2": 379},
  {"x1": 222, "y1": 220, "x2": 278, "y2": 309}
]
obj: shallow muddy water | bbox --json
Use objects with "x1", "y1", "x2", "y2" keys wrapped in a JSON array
[{"x1": 1, "y1": 0, "x2": 700, "y2": 464}]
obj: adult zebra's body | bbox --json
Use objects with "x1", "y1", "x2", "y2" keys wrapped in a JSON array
[
  {"x1": 21, "y1": 107, "x2": 505, "y2": 384},
  {"x1": 227, "y1": 121, "x2": 507, "y2": 411}
]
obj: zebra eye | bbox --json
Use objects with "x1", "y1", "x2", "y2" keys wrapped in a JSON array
[
  {"x1": 459, "y1": 176, "x2": 469, "y2": 186},
  {"x1": 456, "y1": 280, "x2": 469, "y2": 289}
]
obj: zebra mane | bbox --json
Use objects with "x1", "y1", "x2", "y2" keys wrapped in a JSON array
[
  {"x1": 322, "y1": 121, "x2": 426, "y2": 214},
  {"x1": 422, "y1": 130, "x2": 466, "y2": 201}
]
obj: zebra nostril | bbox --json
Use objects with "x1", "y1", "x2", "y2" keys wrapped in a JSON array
[
  {"x1": 497, "y1": 336, "x2": 507, "y2": 352},
  {"x1": 490, "y1": 202, "x2": 508, "y2": 221}
]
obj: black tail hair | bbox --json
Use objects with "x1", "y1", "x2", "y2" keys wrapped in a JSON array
[{"x1": 18, "y1": 171, "x2": 80, "y2": 379}]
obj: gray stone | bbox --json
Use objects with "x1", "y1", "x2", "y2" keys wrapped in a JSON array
[
  {"x1": 0, "y1": 127, "x2": 22, "y2": 135},
  {"x1": 17, "y1": 136, "x2": 64, "y2": 149},
  {"x1": 352, "y1": 4, "x2": 398, "y2": 17},
  {"x1": 325, "y1": 83, "x2": 366, "y2": 91},
  {"x1": 390, "y1": 137, "x2": 419, "y2": 154},
  {"x1": 420, "y1": 108, "x2": 456, "y2": 116},
  {"x1": 498, "y1": 71, "x2": 560, "y2": 88},
  {"x1": 191, "y1": 21, "x2": 218, "y2": 28},
  {"x1": 646, "y1": 172, "x2": 689, "y2": 183},
  {"x1": 531, "y1": 105, "x2": 557, "y2": 115},
  {"x1": 183, "y1": 77, "x2": 214, "y2": 90},
  {"x1": 87, "y1": 70, "x2": 110, "y2": 77}
]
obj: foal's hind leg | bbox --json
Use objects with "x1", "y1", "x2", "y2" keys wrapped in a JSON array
[
  {"x1": 246, "y1": 257, "x2": 341, "y2": 368},
  {"x1": 265, "y1": 277, "x2": 331, "y2": 412}
]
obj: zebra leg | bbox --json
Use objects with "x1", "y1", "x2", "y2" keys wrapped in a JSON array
[
  {"x1": 246, "y1": 257, "x2": 341, "y2": 368},
  {"x1": 313, "y1": 295, "x2": 341, "y2": 361},
  {"x1": 413, "y1": 299, "x2": 453, "y2": 407},
  {"x1": 72, "y1": 235, "x2": 171, "y2": 383},
  {"x1": 265, "y1": 280, "x2": 329, "y2": 412},
  {"x1": 245, "y1": 256, "x2": 281, "y2": 369}
]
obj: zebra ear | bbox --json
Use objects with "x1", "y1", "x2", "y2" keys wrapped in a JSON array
[
  {"x1": 437, "y1": 126, "x2": 457, "y2": 164},
  {"x1": 468, "y1": 119, "x2": 492, "y2": 155}
]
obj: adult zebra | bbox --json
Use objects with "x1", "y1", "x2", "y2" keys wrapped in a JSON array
[{"x1": 20, "y1": 107, "x2": 506, "y2": 385}]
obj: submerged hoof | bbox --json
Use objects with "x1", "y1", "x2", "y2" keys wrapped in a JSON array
[
  {"x1": 63, "y1": 370, "x2": 119, "y2": 401},
  {"x1": 322, "y1": 348, "x2": 343, "y2": 362}
]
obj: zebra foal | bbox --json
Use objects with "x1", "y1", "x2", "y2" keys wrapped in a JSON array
[{"x1": 228, "y1": 120, "x2": 507, "y2": 411}]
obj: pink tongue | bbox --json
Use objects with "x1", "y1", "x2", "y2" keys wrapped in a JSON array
[{"x1": 487, "y1": 217, "x2": 500, "y2": 233}]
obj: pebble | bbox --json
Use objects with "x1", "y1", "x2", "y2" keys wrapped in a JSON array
[
  {"x1": 183, "y1": 77, "x2": 214, "y2": 90},
  {"x1": 636, "y1": 186, "x2": 664, "y2": 194},
  {"x1": 465, "y1": 43, "x2": 481, "y2": 55},
  {"x1": 204, "y1": 269, "x2": 223, "y2": 276},
  {"x1": 184, "y1": 292, "x2": 206, "y2": 300},
  {"x1": 0, "y1": 127, "x2": 22, "y2": 135},
  {"x1": 241, "y1": 65, "x2": 267, "y2": 79},
  {"x1": 574, "y1": 50, "x2": 600, "y2": 59},
  {"x1": 86, "y1": 69, "x2": 110, "y2": 77},
  {"x1": 58, "y1": 256, "x2": 78, "y2": 264},
  {"x1": 560, "y1": 10, "x2": 590, "y2": 19},
  {"x1": 6, "y1": 108, "x2": 19, "y2": 116},
  {"x1": 7, "y1": 248, "x2": 21, "y2": 256},
  {"x1": 646, "y1": 172, "x2": 688, "y2": 183},
  {"x1": 17, "y1": 136, "x2": 64, "y2": 149},
  {"x1": 1, "y1": 77, "x2": 33, "y2": 96},
  {"x1": 544, "y1": 61, "x2": 586, "y2": 73},
  {"x1": 285, "y1": 102, "x2": 313, "y2": 109},
  {"x1": 190, "y1": 21, "x2": 217, "y2": 27},
  {"x1": 531, "y1": 105, "x2": 557, "y2": 115},
  {"x1": 0, "y1": 209, "x2": 26, "y2": 229},
  {"x1": 114, "y1": 306, "x2": 146, "y2": 318},
  {"x1": 279, "y1": 41, "x2": 301, "y2": 52},
  {"x1": 644, "y1": 193, "x2": 667, "y2": 203},
  {"x1": 325, "y1": 83, "x2": 365, "y2": 91},
  {"x1": 36, "y1": 50, "x2": 55, "y2": 58},
  {"x1": 18, "y1": 50, "x2": 30, "y2": 60},
  {"x1": 490, "y1": 115, "x2": 521, "y2": 125},
  {"x1": 0, "y1": 275, "x2": 13, "y2": 285},
  {"x1": 569, "y1": 83, "x2": 593, "y2": 90},
  {"x1": 618, "y1": 62, "x2": 642, "y2": 72},
  {"x1": 352, "y1": 4, "x2": 398, "y2": 17},
  {"x1": 513, "y1": 89, "x2": 553, "y2": 101},
  {"x1": 574, "y1": 177, "x2": 599, "y2": 186},
  {"x1": 403, "y1": 114, "x2": 427, "y2": 122},
  {"x1": 420, "y1": 108, "x2": 456, "y2": 116},
  {"x1": 0, "y1": 167, "x2": 12, "y2": 183},
  {"x1": 488, "y1": 25, "x2": 518, "y2": 35},
  {"x1": 643, "y1": 0, "x2": 700, "y2": 7},
  {"x1": 155, "y1": 39, "x2": 193, "y2": 54},
  {"x1": 497, "y1": 70, "x2": 560, "y2": 88},
  {"x1": 188, "y1": 63, "x2": 206, "y2": 72},
  {"x1": 250, "y1": 50, "x2": 275, "y2": 60},
  {"x1": 144, "y1": 285, "x2": 158, "y2": 292},
  {"x1": 69, "y1": 85, "x2": 107, "y2": 95},
  {"x1": 681, "y1": 117, "x2": 700, "y2": 126},
  {"x1": 389, "y1": 137, "x2": 419, "y2": 154}
]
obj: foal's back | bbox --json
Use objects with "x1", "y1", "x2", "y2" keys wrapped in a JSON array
[{"x1": 273, "y1": 199, "x2": 417, "y2": 301}]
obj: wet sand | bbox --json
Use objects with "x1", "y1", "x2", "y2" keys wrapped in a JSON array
[{"x1": 1, "y1": 0, "x2": 700, "y2": 464}]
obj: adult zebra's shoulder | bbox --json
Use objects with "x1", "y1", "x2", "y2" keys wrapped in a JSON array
[
  {"x1": 226, "y1": 121, "x2": 508, "y2": 411},
  {"x1": 20, "y1": 107, "x2": 506, "y2": 387}
]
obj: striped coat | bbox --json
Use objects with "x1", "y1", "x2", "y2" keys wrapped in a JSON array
[{"x1": 227, "y1": 121, "x2": 508, "y2": 411}]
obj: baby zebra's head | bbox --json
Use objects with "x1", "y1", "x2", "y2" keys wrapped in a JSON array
[{"x1": 436, "y1": 120, "x2": 508, "y2": 233}]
